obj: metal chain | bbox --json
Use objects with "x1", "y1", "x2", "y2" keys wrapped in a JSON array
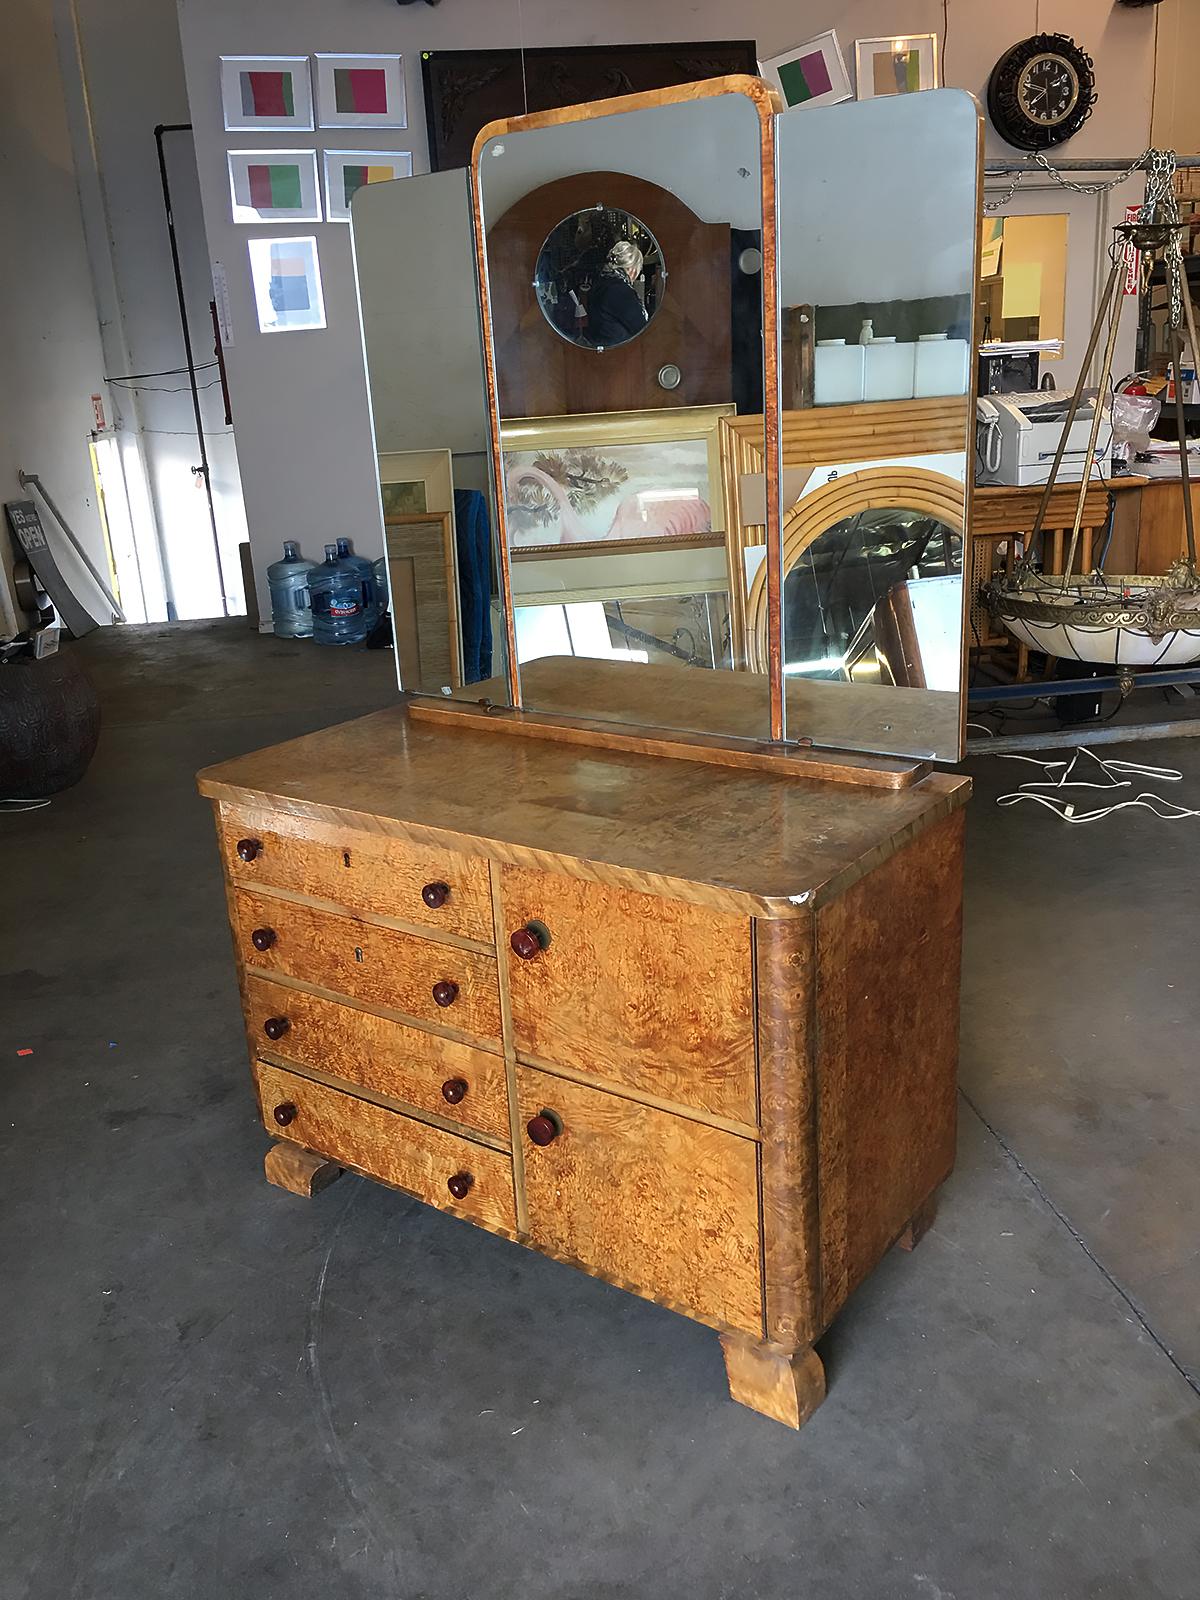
[{"x1": 984, "y1": 148, "x2": 1152, "y2": 213}]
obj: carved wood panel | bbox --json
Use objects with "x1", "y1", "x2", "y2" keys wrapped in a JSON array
[{"x1": 422, "y1": 42, "x2": 758, "y2": 172}]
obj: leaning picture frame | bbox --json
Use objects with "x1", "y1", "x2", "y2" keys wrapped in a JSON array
[
  {"x1": 760, "y1": 31, "x2": 852, "y2": 111},
  {"x1": 854, "y1": 34, "x2": 940, "y2": 100}
]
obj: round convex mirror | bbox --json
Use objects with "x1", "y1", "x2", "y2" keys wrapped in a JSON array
[{"x1": 533, "y1": 206, "x2": 665, "y2": 351}]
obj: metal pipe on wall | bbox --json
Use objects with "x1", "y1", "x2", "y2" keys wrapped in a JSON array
[{"x1": 154, "y1": 121, "x2": 231, "y2": 619}]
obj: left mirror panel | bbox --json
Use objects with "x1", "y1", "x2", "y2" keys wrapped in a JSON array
[{"x1": 353, "y1": 169, "x2": 509, "y2": 701}]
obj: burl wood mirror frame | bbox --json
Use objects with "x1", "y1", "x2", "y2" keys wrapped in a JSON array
[{"x1": 470, "y1": 77, "x2": 787, "y2": 741}]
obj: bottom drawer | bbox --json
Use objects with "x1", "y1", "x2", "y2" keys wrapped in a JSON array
[{"x1": 254, "y1": 1061, "x2": 517, "y2": 1234}]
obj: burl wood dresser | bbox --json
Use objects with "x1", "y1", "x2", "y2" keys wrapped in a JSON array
[{"x1": 198, "y1": 700, "x2": 969, "y2": 1428}]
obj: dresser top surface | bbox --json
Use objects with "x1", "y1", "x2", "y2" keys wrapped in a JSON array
[{"x1": 197, "y1": 706, "x2": 969, "y2": 916}]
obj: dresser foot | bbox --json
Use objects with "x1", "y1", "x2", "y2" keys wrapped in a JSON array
[
  {"x1": 264, "y1": 1140, "x2": 343, "y2": 1197},
  {"x1": 719, "y1": 1333, "x2": 826, "y2": 1429},
  {"x1": 895, "y1": 1189, "x2": 939, "y2": 1252}
]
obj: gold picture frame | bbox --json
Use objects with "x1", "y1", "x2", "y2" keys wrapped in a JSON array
[{"x1": 499, "y1": 403, "x2": 736, "y2": 560}]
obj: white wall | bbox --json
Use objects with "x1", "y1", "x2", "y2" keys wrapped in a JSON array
[
  {"x1": 176, "y1": 0, "x2": 1161, "y2": 620},
  {"x1": 60, "y1": 0, "x2": 249, "y2": 620},
  {"x1": 0, "y1": 0, "x2": 114, "y2": 639}
]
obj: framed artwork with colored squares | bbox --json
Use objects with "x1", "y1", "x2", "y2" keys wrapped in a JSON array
[
  {"x1": 760, "y1": 31, "x2": 852, "y2": 111},
  {"x1": 220, "y1": 56, "x2": 313, "y2": 133},
  {"x1": 324, "y1": 150, "x2": 413, "y2": 222},
  {"x1": 247, "y1": 237, "x2": 326, "y2": 333},
  {"x1": 854, "y1": 35, "x2": 940, "y2": 100},
  {"x1": 228, "y1": 150, "x2": 321, "y2": 224},
  {"x1": 314, "y1": 54, "x2": 406, "y2": 130}
]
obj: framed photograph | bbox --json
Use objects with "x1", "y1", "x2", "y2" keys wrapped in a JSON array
[
  {"x1": 315, "y1": 54, "x2": 406, "y2": 130},
  {"x1": 854, "y1": 35, "x2": 940, "y2": 99},
  {"x1": 325, "y1": 150, "x2": 413, "y2": 222},
  {"x1": 499, "y1": 405, "x2": 735, "y2": 557},
  {"x1": 376, "y1": 448, "x2": 453, "y2": 520},
  {"x1": 247, "y1": 236, "x2": 326, "y2": 333},
  {"x1": 761, "y1": 31, "x2": 852, "y2": 110},
  {"x1": 227, "y1": 151, "x2": 321, "y2": 224},
  {"x1": 220, "y1": 56, "x2": 313, "y2": 133}
]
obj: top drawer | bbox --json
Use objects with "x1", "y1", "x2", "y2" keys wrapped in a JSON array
[{"x1": 219, "y1": 805, "x2": 493, "y2": 944}]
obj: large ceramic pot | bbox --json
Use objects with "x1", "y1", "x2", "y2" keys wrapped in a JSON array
[{"x1": 0, "y1": 646, "x2": 101, "y2": 798}]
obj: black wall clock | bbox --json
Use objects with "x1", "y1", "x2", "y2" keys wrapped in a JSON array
[{"x1": 987, "y1": 33, "x2": 1097, "y2": 151}]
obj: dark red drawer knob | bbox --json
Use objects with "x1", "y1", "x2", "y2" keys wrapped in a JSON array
[
  {"x1": 422, "y1": 881, "x2": 450, "y2": 909},
  {"x1": 441, "y1": 1077, "x2": 469, "y2": 1104},
  {"x1": 526, "y1": 1112, "x2": 561, "y2": 1147},
  {"x1": 250, "y1": 927, "x2": 276, "y2": 952},
  {"x1": 236, "y1": 838, "x2": 261, "y2": 863},
  {"x1": 446, "y1": 1172, "x2": 474, "y2": 1200},
  {"x1": 510, "y1": 927, "x2": 541, "y2": 960},
  {"x1": 263, "y1": 1016, "x2": 290, "y2": 1041},
  {"x1": 272, "y1": 1101, "x2": 297, "y2": 1127},
  {"x1": 432, "y1": 980, "x2": 459, "y2": 1008}
]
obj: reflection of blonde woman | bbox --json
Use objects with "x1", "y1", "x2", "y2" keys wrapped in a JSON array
[{"x1": 587, "y1": 240, "x2": 648, "y2": 346}]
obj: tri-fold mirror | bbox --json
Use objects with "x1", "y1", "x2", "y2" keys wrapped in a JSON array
[{"x1": 354, "y1": 76, "x2": 981, "y2": 761}]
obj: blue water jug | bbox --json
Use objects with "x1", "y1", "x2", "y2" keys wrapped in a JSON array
[
  {"x1": 309, "y1": 543, "x2": 370, "y2": 646},
  {"x1": 266, "y1": 540, "x2": 316, "y2": 638},
  {"x1": 335, "y1": 537, "x2": 378, "y2": 625}
]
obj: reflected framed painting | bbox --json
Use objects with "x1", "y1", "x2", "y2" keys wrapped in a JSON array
[
  {"x1": 220, "y1": 56, "x2": 313, "y2": 133},
  {"x1": 500, "y1": 405, "x2": 734, "y2": 557},
  {"x1": 325, "y1": 150, "x2": 413, "y2": 222}
]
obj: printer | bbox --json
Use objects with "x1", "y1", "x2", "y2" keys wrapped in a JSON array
[{"x1": 975, "y1": 390, "x2": 1113, "y2": 487}]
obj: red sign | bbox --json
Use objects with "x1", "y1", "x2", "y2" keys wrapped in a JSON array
[{"x1": 1122, "y1": 203, "x2": 1141, "y2": 296}]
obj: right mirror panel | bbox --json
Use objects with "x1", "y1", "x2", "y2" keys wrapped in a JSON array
[{"x1": 776, "y1": 89, "x2": 980, "y2": 760}]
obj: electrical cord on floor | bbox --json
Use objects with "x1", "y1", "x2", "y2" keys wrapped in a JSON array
[
  {"x1": 990, "y1": 746, "x2": 1200, "y2": 824},
  {"x1": 0, "y1": 798, "x2": 51, "y2": 811}
]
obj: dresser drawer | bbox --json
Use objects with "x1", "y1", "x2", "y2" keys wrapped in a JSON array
[
  {"x1": 255, "y1": 1061, "x2": 516, "y2": 1232},
  {"x1": 235, "y1": 890, "x2": 502, "y2": 1043},
  {"x1": 220, "y1": 805, "x2": 493, "y2": 944},
  {"x1": 246, "y1": 976, "x2": 510, "y2": 1142},
  {"x1": 501, "y1": 866, "x2": 756, "y2": 1125},
  {"x1": 517, "y1": 1066, "x2": 762, "y2": 1334}
]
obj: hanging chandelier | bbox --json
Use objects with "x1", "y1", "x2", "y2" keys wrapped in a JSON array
[{"x1": 985, "y1": 149, "x2": 1200, "y2": 668}]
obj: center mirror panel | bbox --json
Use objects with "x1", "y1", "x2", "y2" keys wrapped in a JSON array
[
  {"x1": 774, "y1": 89, "x2": 981, "y2": 760},
  {"x1": 476, "y1": 86, "x2": 774, "y2": 741}
]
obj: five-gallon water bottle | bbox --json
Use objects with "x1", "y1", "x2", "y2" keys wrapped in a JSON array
[
  {"x1": 309, "y1": 543, "x2": 369, "y2": 646},
  {"x1": 266, "y1": 540, "x2": 316, "y2": 638},
  {"x1": 335, "y1": 537, "x2": 378, "y2": 625}
]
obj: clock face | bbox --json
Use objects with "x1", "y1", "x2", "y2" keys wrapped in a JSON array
[{"x1": 1017, "y1": 53, "x2": 1081, "y2": 126}]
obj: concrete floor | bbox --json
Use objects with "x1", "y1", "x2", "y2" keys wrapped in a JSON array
[{"x1": 3, "y1": 620, "x2": 1199, "y2": 1600}]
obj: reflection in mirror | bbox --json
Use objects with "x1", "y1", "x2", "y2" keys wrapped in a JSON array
[
  {"x1": 977, "y1": 214, "x2": 1068, "y2": 356},
  {"x1": 352, "y1": 168, "x2": 508, "y2": 701},
  {"x1": 477, "y1": 86, "x2": 771, "y2": 740},
  {"x1": 775, "y1": 90, "x2": 979, "y2": 759},
  {"x1": 534, "y1": 207, "x2": 664, "y2": 351}
]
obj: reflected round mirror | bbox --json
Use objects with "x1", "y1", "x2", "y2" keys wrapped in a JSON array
[{"x1": 533, "y1": 206, "x2": 665, "y2": 351}]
